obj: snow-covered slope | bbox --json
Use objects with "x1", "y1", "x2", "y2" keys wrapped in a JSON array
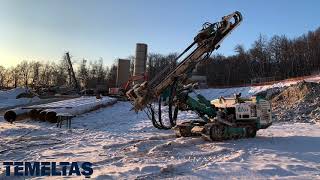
[
  {"x1": 198, "y1": 74, "x2": 320, "y2": 100},
  {"x1": 1, "y1": 101, "x2": 320, "y2": 179},
  {"x1": 0, "y1": 88, "x2": 40, "y2": 110}
]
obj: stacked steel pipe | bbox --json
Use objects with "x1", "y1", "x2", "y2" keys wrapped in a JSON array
[{"x1": 4, "y1": 97, "x2": 117, "y2": 123}]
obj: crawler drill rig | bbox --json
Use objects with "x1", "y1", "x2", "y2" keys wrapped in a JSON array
[{"x1": 127, "y1": 11, "x2": 272, "y2": 141}]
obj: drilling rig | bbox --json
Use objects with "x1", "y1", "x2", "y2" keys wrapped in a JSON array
[{"x1": 126, "y1": 11, "x2": 272, "y2": 141}]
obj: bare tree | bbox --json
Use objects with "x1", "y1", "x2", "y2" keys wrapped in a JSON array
[
  {"x1": 16, "y1": 61, "x2": 30, "y2": 88},
  {"x1": 0, "y1": 66, "x2": 6, "y2": 88},
  {"x1": 29, "y1": 61, "x2": 42, "y2": 88},
  {"x1": 78, "y1": 59, "x2": 89, "y2": 88}
]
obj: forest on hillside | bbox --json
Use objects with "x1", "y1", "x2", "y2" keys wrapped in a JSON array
[
  {"x1": 196, "y1": 27, "x2": 320, "y2": 86},
  {"x1": 0, "y1": 27, "x2": 319, "y2": 90}
]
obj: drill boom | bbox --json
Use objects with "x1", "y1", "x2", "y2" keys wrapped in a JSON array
[{"x1": 127, "y1": 11, "x2": 242, "y2": 111}]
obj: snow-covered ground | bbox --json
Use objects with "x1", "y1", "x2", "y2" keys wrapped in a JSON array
[
  {"x1": 1, "y1": 102, "x2": 320, "y2": 179},
  {"x1": 1, "y1": 76, "x2": 320, "y2": 179},
  {"x1": 0, "y1": 88, "x2": 40, "y2": 110}
]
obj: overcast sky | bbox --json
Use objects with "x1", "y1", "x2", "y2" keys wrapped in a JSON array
[{"x1": 0, "y1": 0, "x2": 319, "y2": 68}]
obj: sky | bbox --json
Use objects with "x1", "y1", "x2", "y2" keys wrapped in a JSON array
[{"x1": 0, "y1": 0, "x2": 319, "y2": 68}]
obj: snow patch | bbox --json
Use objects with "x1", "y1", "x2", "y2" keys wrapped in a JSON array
[{"x1": 0, "y1": 88, "x2": 40, "y2": 110}]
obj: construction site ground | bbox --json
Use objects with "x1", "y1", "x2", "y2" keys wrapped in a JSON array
[{"x1": 1, "y1": 76, "x2": 320, "y2": 179}]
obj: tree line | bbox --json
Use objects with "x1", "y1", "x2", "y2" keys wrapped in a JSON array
[
  {"x1": 0, "y1": 58, "x2": 114, "y2": 90},
  {"x1": 0, "y1": 53, "x2": 177, "y2": 91},
  {"x1": 0, "y1": 27, "x2": 319, "y2": 90},
  {"x1": 197, "y1": 27, "x2": 320, "y2": 86}
]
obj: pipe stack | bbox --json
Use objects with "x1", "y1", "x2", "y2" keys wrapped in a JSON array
[{"x1": 4, "y1": 96, "x2": 117, "y2": 123}]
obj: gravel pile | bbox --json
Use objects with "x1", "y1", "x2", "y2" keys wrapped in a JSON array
[{"x1": 270, "y1": 81, "x2": 320, "y2": 123}]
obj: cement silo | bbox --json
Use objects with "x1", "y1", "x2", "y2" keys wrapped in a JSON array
[
  {"x1": 116, "y1": 59, "x2": 130, "y2": 87},
  {"x1": 134, "y1": 43, "x2": 147, "y2": 84}
]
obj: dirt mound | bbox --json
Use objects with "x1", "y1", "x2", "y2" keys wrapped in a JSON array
[
  {"x1": 255, "y1": 86, "x2": 283, "y2": 100},
  {"x1": 271, "y1": 81, "x2": 320, "y2": 123}
]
